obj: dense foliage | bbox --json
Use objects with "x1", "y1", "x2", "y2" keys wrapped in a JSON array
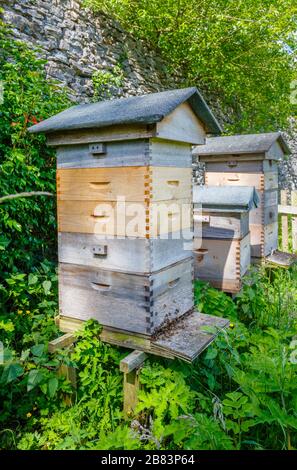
[
  {"x1": 1, "y1": 266, "x2": 297, "y2": 450},
  {"x1": 1, "y1": 10, "x2": 297, "y2": 451},
  {"x1": 85, "y1": 0, "x2": 297, "y2": 132},
  {"x1": 0, "y1": 17, "x2": 69, "y2": 274}
]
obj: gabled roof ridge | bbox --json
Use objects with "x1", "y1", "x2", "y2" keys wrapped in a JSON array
[
  {"x1": 194, "y1": 131, "x2": 290, "y2": 156},
  {"x1": 28, "y1": 87, "x2": 222, "y2": 135}
]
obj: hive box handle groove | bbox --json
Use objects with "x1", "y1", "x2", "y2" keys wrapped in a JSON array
[
  {"x1": 91, "y1": 282, "x2": 111, "y2": 291},
  {"x1": 89, "y1": 182, "x2": 111, "y2": 189},
  {"x1": 168, "y1": 277, "x2": 180, "y2": 288},
  {"x1": 167, "y1": 180, "x2": 180, "y2": 187}
]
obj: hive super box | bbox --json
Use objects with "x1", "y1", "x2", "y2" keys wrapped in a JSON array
[{"x1": 193, "y1": 186, "x2": 259, "y2": 293}]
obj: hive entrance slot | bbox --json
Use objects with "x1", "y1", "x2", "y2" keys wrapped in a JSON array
[
  {"x1": 167, "y1": 180, "x2": 180, "y2": 187},
  {"x1": 91, "y1": 282, "x2": 111, "y2": 291},
  {"x1": 168, "y1": 211, "x2": 179, "y2": 218},
  {"x1": 168, "y1": 277, "x2": 180, "y2": 288},
  {"x1": 89, "y1": 182, "x2": 111, "y2": 189},
  {"x1": 90, "y1": 214, "x2": 110, "y2": 221},
  {"x1": 194, "y1": 248, "x2": 208, "y2": 263}
]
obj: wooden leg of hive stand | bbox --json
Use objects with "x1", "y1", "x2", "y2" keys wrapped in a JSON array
[
  {"x1": 48, "y1": 333, "x2": 77, "y2": 405},
  {"x1": 120, "y1": 350, "x2": 147, "y2": 419}
]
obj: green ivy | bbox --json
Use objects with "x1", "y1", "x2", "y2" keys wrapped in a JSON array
[
  {"x1": 85, "y1": 0, "x2": 297, "y2": 132},
  {"x1": 0, "y1": 15, "x2": 70, "y2": 274},
  {"x1": 92, "y1": 66, "x2": 125, "y2": 101}
]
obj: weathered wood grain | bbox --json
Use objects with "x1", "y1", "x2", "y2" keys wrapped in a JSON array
[
  {"x1": 204, "y1": 159, "x2": 278, "y2": 173},
  {"x1": 57, "y1": 138, "x2": 192, "y2": 169},
  {"x1": 194, "y1": 233, "x2": 250, "y2": 293},
  {"x1": 57, "y1": 311, "x2": 229, "y2": 363},
  {"x1": 266, "y1": 250, "x2": 297, "y2": 267},
  {"x1": 58, "y1": 232, "x2": 192, "y2": 273},
  {"x1": 122, "y1": 369, "x2": 141, "y2": 418},
  {"x1": 278, "y1": 204, "x2": 297, "y2": 216},
  {"x1": 151, "y1": 259, "x2": 193, "y2": 330},
  {"x1": 57, "y1": 198, "x2": 192, "y2": 237},
  {"x1": 266, "y1": 140, "x2": 285, "y2": 160},
  {"x1": 199, "y1": 153, "x2": 266, "y2": 163},
  {"x1": 205, "y1": 171, "x2": 277, "y2": 190},
  {"x1": 200, "y1": 147, "x2": 281, "y2": 162},
  {"x1": 280, "y1": 190, "x2": 289, "y2": 252},
  {"x1": 57, "y1": 166, "x2": 192, "y2": 202},
  {"x1": 197, "y1": 277, "x2": 242, "y2": 293},
  {"x1": 250, "y1": 221, "x2": 278, "y2": 258},
  {"x1": 259, "y1": 189, "x2": 278, "y2": 207},
  {"x1": 194, "y1": 210, "x2": 249, "y2": 240},
  {"x1": 58, "y1": 258, "x2": 193, "y2": 335},
  {"x1": 48, "y1": 124, "x2": 156, "y2": 147},
  {"x1": 292, "y1": 191, "x2": 297, "y2": 251},
  {"x1": 249, "y1": 204, "x2": 278, "y2": 225},
  {"x1": 57, "y1": 139, "x2": 149, "y2": 169},
  {"x1": 120, "y1": 350, "x2": 147, "y2": 374},
  {"x1": 149, "y1": 138, "x2": 192, "y2": 167},
  {"x1": 48, "y1": 333, "x2": 75, "y2": 353},
  {"x1": 152, "y1": 311, "x2": 229, "y2": 362},
  {"x1": 156, "y1": 102, "x2": 206, "y2": 144}
]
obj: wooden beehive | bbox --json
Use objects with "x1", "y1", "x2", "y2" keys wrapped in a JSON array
[
  {"x1": 193, "y1": 186, "x2": 259, "y2": 293},
  {"x1": 29, "y1": 87, "x2": 228, "y2": 360},
  {"x1": 194, "y1": 133, "x2": 290, "y2": 260}
]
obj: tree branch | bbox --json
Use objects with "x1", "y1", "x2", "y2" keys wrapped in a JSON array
[{"x1": 0, "y1": 192, "x2": 54, "y2": 203}]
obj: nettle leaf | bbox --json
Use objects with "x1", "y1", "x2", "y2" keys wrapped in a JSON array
[
  {"x1": 205, "y1": 348, "x2": 218, "y2": 360},
  {"x1": 0, "y1": 319, "x2": 14, "y2": 332},
  {"x1": 28, "y1": 273, "x2": 38, "y2": 285},
  {"x1": 27, "y1": 369, "x2": 44, "y2": 391},
  {"x1": 48, "y1": 377, "x2": 59, "y2": 398},
  {"x1": 1, "y1": 363, "x2": 24, "y2": 384},
  {"x1": 42, "y1": 280, "x2": 51, "y2": 295},
  {"x1": 206, "y1": 372, "x2": 216, "y2": 391},
  {"x1": 0, "y1": 236, "x2": 10, "y2": 251},
  {"x1": 20, "y1": 349, "x2": 30, "y2": 362},
  {"x1": 225, "y1": 419, "x2": 240, "y2": 434},
  {"x1": 31, "y1": 344, "x2": 45, "y2": 357}
]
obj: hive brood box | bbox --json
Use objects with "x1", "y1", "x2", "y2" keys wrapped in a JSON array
[
  {"x1": 193, "y1": 186, "x2": 259, "y2": 293},
  {"x1": 194, "y1": 133, "x2": 290, "y2": 260},
  {"x1": 29, "y1": 87, "x2": 229, "y2": 360}
]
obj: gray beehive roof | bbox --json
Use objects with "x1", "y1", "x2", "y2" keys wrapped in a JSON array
[
  {"x1": 28, "y1": 87, "x2": 222, "y2": 135},
  {"x1": 193, "y1": 132, "x2": 290, "y2": 156},
  {"x1": 193, "y1": 185, "x2": 259, "y2": 212}
]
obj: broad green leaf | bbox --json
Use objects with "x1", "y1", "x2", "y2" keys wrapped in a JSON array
[
  {"x1": 0, "y1": 236, "x2": 10, "y2": 251},
  {"x1": 42, "y1": 280, "x2": 52, "y2": 295},
  {"x1": 0, "y1": 319, "x2": 14, "y2": 332},
  {"x1": 31, "y1": 344, "x2": 45, "y2": 357},
  {"x1": 205, "y1": 348, "x2": 218, "y2": 360},
  {"x1": 27, "y1": 369, "x2": 44, "y2": 391},
  {"x1": 28, "y1": 273, "x2": 38, "y2": 285},
  {"x1": 20, "y1": 349, "x2": 30, "y2": 361},
  {"x1": 48, "y1": 377, "x2": 58, "y2": 398},
  {"x1": 1, "y1": 363, "x2": 24, "y2": 384}
]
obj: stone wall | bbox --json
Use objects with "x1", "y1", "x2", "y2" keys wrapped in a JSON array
[
  {"x1": 281, "y1": 122, "x2": 297, "y2": 191},
  {"x1": 1, "y1": 0, "x2": 177, "y2": 101},
  {"x1": 1, "y1": 0, "x2": 296, "y2": 190}
]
